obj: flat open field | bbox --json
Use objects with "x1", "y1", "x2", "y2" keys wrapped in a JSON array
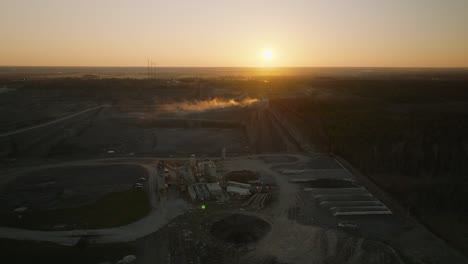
[
  {"x1": 49, "y1": 108, "x2": 249, "y2": 158},
  {"x1": 0, "y1": 164, "x2": 150, "y2": 230}
]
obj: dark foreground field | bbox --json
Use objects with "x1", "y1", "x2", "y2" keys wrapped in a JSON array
[
  {"x1": 0, "y1": 164, "x2": 150, "y2": 230},
  {"x1": 0, "y1": 239, "x2": 135, "y2": 264},
  {"x1": 0, "y1": 190, "x2": 149, "y2": 230}
]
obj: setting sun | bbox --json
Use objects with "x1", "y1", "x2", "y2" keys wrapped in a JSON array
[{"x1": 263, "y1": 49, "x2": 273, "y2": 60}]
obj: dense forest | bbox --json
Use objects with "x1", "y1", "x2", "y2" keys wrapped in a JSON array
[{"x1": 271, "y1": 79, "x2": 468, "y2": 251}]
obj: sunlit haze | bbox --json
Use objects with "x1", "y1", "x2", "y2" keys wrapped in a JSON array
[{"x1": 1, "y1": 0, "x2": 467, "y2": 67}]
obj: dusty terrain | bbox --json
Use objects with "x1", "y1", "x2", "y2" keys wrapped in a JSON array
[{"x1": 1, "y1": 74, "x2": 467, "y2": 264}]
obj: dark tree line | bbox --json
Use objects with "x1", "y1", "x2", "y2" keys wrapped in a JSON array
[{"x1": 271, "y1": 79, "x2": 468, "y2": 214}]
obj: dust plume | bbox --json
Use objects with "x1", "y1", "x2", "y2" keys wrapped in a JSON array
[{"x1": 160, "y1": 97, "x2": 262, "y2": 113}]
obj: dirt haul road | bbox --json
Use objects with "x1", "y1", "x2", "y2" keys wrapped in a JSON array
[
  {"x1": 0, "y1": 160, "x2": 190, "y2": 245},
  {"x1": 0, "y1": 105, "x2": 110, "y2": 137}
]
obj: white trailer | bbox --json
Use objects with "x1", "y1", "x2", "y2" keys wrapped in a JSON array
[{"x1": 227, "y1": 186, "x2": 250, "y2": 196}]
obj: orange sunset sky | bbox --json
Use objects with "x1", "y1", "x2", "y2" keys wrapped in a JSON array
[{"x1": 1, "y1": 0, "x2": 467, "y2": 67}]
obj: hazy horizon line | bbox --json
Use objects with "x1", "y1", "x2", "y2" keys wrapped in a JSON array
[{"x1": 1, "y1": 65, "x2": 467, "y2": 69}]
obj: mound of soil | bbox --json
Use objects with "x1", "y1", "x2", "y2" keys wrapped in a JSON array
[{"x1": 211, "y1": 214, "x2": 271, "y2": 244}]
